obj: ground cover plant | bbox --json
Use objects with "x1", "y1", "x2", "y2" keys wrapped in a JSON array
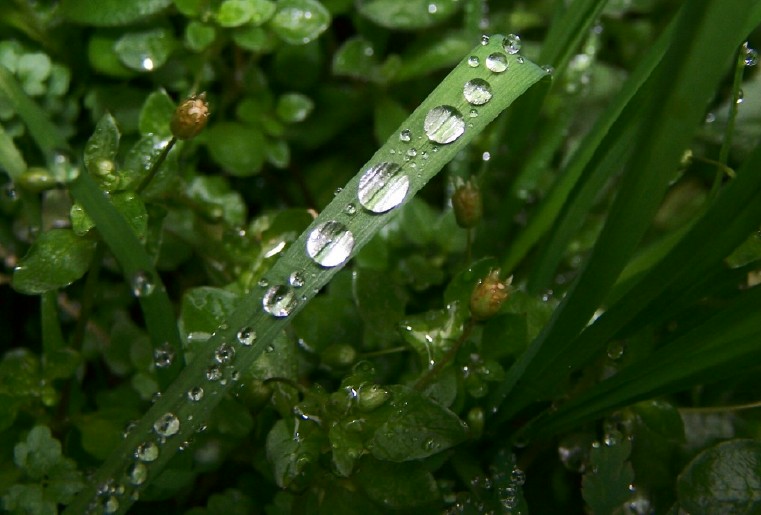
[{"x1": 1, "y1": 0, "x2": 761, "y2": 513}]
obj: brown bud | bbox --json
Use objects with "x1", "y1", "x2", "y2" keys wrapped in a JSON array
[
  {"x1": 470, "y1": 269, "x2": 512, "y2": 321},
  {"x1": 170, "y1": 92, "x2": 209, "y2": 140},
  {"x1": 452, "y1": 178, "x2": 482, "y2": 228}
]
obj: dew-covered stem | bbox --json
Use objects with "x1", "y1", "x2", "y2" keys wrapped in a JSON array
[
  {"x1": 415, "y1": 319, "x2": 475, "y2": 391},
  {"x1": 136, "y1": 136, "x2": 176, "y2": 194}
]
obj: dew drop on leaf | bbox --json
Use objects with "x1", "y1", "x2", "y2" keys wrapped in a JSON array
[
  {"x1": 289, "y1": 271, "x2": 305, "y2": 288},
  {"x1": 153, "y1": 342, "x2": 174, "y2": 368},
  {"x1": 306, "y1": 221, "x2": 354, "y2": 267},
  {"x1": 399, "y1": 129, "x2": 412, "y2": 142},
  {"x1": 344, "y1": 203, "x2": 357, "y2": 215},
  {"x1": 480, "y1": 35, "x2": 490, "y2": 45},
  {"x1": 214, "y1": 343, "x2": 235, "y2": 364},
  {"x1": 485, "y1": 52, "x2": 508, "y2": 73},
  {"x1": 424, "y1": 105, "x2": 465, "y2": 144},
  {"x1": 236, "y1": 327, "x2": 256, "y2": 346},
  {"x1": 502, "y1": 33, "x2": 522, "y2": 54},
  {"x1": 467, "y1": 56, "x2": 480, "y2": 67},
  {"x1": 153, "y1": 413, "x2": 180, "y2": 438},
  {"x1": 131, "y1": 270, "x2": 156, "y2": 297},
  {"x1": 463, "y1": 78, "x2": 493, "y2": 105},
  {"x1": 206, "y1": 365, "x2": 223, "y2": 381},
  {"x1": 187, "y1": 386, "x2": 204, "y2": 401},
  {"x1": 135, "y1": 441, "x2": 159, "y2": 462},
  {"x1": 263, "y1": 284, "x2": 299, "y2": 316},
  {"x1": 128, "y1": 462, "x2": 147, "y2": 486},
  {"x1": 358, "y1": 162, "x2": 410, "y2": 213}
]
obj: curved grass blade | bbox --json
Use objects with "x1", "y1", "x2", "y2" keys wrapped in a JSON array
[{"x1": 65, "y1": 35, "x2": 548, "y2": 514}]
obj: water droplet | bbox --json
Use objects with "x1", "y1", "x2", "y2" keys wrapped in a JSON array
[
  {"x1": 406, "y1": 148, "x2": 417, "y2": 158},
  {"x1": 206, "y1": 365, "x2": 223, "y2": 381},
  {"x1": 153, "y1": 413, "x2": 180, "y2": 438},
  {"x1": 516, "y1": 56, "x2": 525, "y2": 64},
  {"x1": 469, "y1": 108, "x2": 479, "y2": 118},
  {"x1": 128, "y1": 462, "x2": 148, "y2": 486},
  {"x1": 468, "y1": 56, "x2": 480, "y2": 67},
  {"x1": 542, "y1": 64, "x2": 554, "y2": 74},
  {"x1": 153, "y1": 342, "x2": 174, "y2": 368},
  {"x1": 214, "y1": 343, "x2": 235, "y2": 364},
  {"x1": 131, "y1": 270, "x2": 156, "y2": 297},
  {"x1": 236, "y1": 327, "x2": 256, "y2": 346},
  {"x1": 187, "y1": 386, "x2": 204, "y2": 401},
  {"x1": 480, "y1": 35, "x2": 490, "y2": 45},
  {"x1": 485, "y1": 52, "x2": 508, "y2": 73},
  {"x1": 424, "y1": 106, "x2": 465, "y2": 144},
  {"x1": 705, "y1": 112, "x2": 716, "y2": 124},
  {"x1": 289, "y1": 271, "x2": 306, "y2": 288},
  {"x1": 344, "y1": 203, "x2": 357, "y2": 215},
  {"x1": 104, "y1": 496, "x2": 120, "y2": 513},
  {"x1": 135, "y1": 441, "x2": 159, "y2": 462},
  {"x1": 427, "y1": 3, "x2": 437, "y2": 14},
  {"x1": 745, "y1": 44, "x2": 758, "y2": 66},
  {"x1": 306, "y1": 221, "x2": 354, "y2": 267},
  {"x1": 604, "y1": 430, "x2": 622, "y2": 447},
  {"x1": 503, "y1": 33, "x2": 521, "y2": 54},
  {"x1": 510, "y1": 467, "x2": 526, "y2": 486},
  {"x1": 606, "y1": 341, "x2": 625, "y2": 360},
  {"x1": 257, "y1": 278, "x2": 269, "y2": 288},
  {"x1": 481, "y1": 151, "x2": 491, "y2": 161},
  {"x1": 463, "y1": 78, "x2": 493, "y2": 105},
  {"x1": 263, "y1": 284, "x2": 299, "y2": 316},
  {"x1": 358, "y1": 162, "x2": 410, "y2": 213},
  {"x1": 334, "y1": 187, "x2": 343, "y2": 196},
  {"x1": 399, "y1": 129, "x2": 412, "y2": 142},
  {"x1": 736, "y1": 89, "x2": 744, "y2": 104}
]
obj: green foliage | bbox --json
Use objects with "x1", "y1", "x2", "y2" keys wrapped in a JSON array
[{"x1": 2, "y1": 0, "x2": 761, "y2": 512}]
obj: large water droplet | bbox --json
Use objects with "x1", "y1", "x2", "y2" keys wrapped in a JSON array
[
  {"x1": 485, "y1": 52, "x2": 508, "y2": 73},
  {"x1": 104, "y1": 496, "x2": 120, "y2": 513},
  {"x1": 131, "y1": 270, "x2": 156, "y2": 297},
  {"x1": 153, "y1": 413, "x2": 180, "y2": 438},
  {"x1": 463, "y1": 78, "x2": 493, "y2": 105},
  {"x1": 358, "y1": 162, "x2": 410, "y2": 213},
  {"x1": 306, "y1": 221, "x2": 354, "y2": 267},
  {"x1": 128, "y1": 462, "x2": 148, "y2": 486},
  {"x1": 262, "y1": 284, "x2": 299, "y2": 316},
  {"x1": 424, "y1": 106, "x2": 465, "y2": 144},
  {"x1": 211, "y1": 344, "x2": 232, "y2": 365},
  {"x1": 503, "y1": 33, "x2": 522, "y2": 54},
  {"x1": 236, "y1": 327, "x2": 255, "y2": 346},
  {"x1": 135, "y1": 441, "x2": 159, "y2": 462},
  {"x1": 745, "y1": 44, "x2": 758, "y2": 66}
]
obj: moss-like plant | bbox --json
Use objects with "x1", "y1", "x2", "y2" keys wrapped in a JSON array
[{"x1": 2, "y1": 0, "x2": 761, "y2": 513}]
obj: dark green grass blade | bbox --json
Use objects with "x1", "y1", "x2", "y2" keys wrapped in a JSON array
[{"x1": 489, "y1": 0, "x2": 760, "y2": 423}]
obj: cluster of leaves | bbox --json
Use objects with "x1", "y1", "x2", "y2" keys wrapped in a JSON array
[{"x1": 2, "y1": 0, "x2": 761, "y2": 513}]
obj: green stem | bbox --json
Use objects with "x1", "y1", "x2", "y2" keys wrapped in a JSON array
[
  {"x1": 415, "y1": 319, "x2": 475, "y2": 391},
  {"x1": 679, "y1": 400, "x2": 761, "y2": 414},
  {"x1": 359, "y1": 346, "x2": 409, "y2": 358},
  {"x1": 70, "y1": 243, "x2": 105, "y2": 351},
  {"x1": 136, "y1": 137, "x2": 176, "y2": 194}
]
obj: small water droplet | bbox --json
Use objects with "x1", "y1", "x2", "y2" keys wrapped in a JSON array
[
  {"x1": 358, "y1": 162, "x2": 410, "y2": 213},
  {"x1": 306, "y1": 221, "x2": 354, "y2": 267},
  {"x1": 257, "y1": 278, "x2": 269, "y2": 288},
  {"x1": 399, "y1": 129, "x2": 412, "y2": 142},
  {"x1": 542, "y1": 64, "x2": 554, "y2": 74},
  {"x1": 510, "y1": 467, "x2": 526, "y2": 486},
  {"x1": 206, "y1": 365, "x2": 223, "y2": 381},
  {"x1": 463, "y1": 78, "x2": 493, "y2": 105},
  {"x1": 104, "y1": 496, "x2": 120, "y2": 513},
  {"x1": 480, "y1": 35, "x2": 490, "y2": 45},
  {"x1": 237, "y1": 327, "x2": 256, "y2": 346},
  {"x1": 502, "y1": 33, "x2": 522, "y2": 54},
  {"x1": 131, "y1": 270, "x2": 156, "y2": 297},
  {"x1": 153, "y1": 413, "x2": 180, "y2": 438},
  {"x1": 289, "y1": 271, "x2": 306, "y2": 288},
  {"x1": 745, "y1": 44, "x2": 758, "y2": 66},
  {"x1": 406, "y1": 148, "x2": 417, "y2": 158},
  {"x1": 135, "y1": 441, "x2": 159, "y2": 462},
  {"x1": 128, "y1": 462, "x2": 148, "y2": 486},
  {"x1": 334, "y1": 187, "x2": 343, "y2": 196},
  {"x1": 214, "y1": 343, "x2": 235, "y2": 364},
  {"x1": 469, "y1": 108, "x2": 479, "y2": 118},
  {"x1": 468, "y1": 55, "x2": 480, "y2": 67},
  {"x1": 153, "y1": 342, "x2": 174, "y2": 368},
  {"x1": 344, "y1": 203, "x2": 357, "y2": 215},
  {"x1": 424, "y1": 105, "x2": 465, "y2": 144},
  {"x1": 485, "y1": 52, "x2": 508, "y2": 73},
  {"x1": 606, "y1": 341, "x2": 625, "y2": 360},
  {"x1": 736, "y1": 89, "x2": 744, "y2": 104},
  {"x1": 187, "y1": 386, "x2": 204, "y2": 401},
  {"x1": 263, "y1": 284, "x2": 299, "y2": 316},
  {"x1": 516, "y1": 56, "x2": 525, "y2": 64}
]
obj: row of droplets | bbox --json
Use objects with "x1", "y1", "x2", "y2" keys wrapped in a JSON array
[{"x1": 260, "y1": 34, "x2": 524, "y2": 319}]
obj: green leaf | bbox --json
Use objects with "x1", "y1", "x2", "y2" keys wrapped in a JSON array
[
  {"x1": 275, "y1": 93, "x2": 314, "y2": 123},
  {"x1": 74, "y1": 410, "x2": 137, "y2": 460},
  {"x1": 87, "y1": 33, "x2": 135, "y2": 78},
  {"x1": 2, "y1": 485, "x2": 57, "y2": 515},
  {"x1": 12, "y1": 229, "x2": 96, "y2": 294},
  {"x1": 115, "y1": 28, "x2": 176, "y2": 72},
  {"x1": 353, "y1": 268, "x2": 407, "y2": 348},
  {"x1": 84, "y1": 112, "x2": 120, "y2": 184},
  {"x1": 266, "y1": 419, "x2": 323, "y2": 489},
  {"x1": 678, "y1": 439, "x2": 761, "y2": 514},
  {"x1": 633, "y1": 400, "x2": 684, "y2": 442},
  {"x1": 357, "y1": 0, "x2": 460, "y2": 30},
  {"x1": 60, "y1": 0, "x2": 172, "y2": 26},
  {"x1": 332, "y1": 37, "x2": 384, "y2": 82},
  {"x1": 394, "y1": 32, "x2": 473, "y2": 82},
  {"x1": 43, "y1": 348, "x2": 81, "y2": 381},
  {"x1": 14, "y1": 426, "x2": 64, "y2": 479},
  {"x1": 205, "y1": 122, "x2": 266, "y2": 176},
  {"x1": 368, "y1": 385, "x2": 468, "y2": 462},
  {"x1": 179, "y1": 286, "x2": 240, "y2": 342},
  {"x1": 72, "y1": 191, "x2": 148, "y2": 239},
  {"x1": 354, "y1": 457, "x2": 439, "y2": 508},
  {"x1": 582, "y1": 436, "x2": 635, "y2": 515},
  {"x1": 139, "y1": 90, "x2": 176, "y2": 137},
  {"x1": 185, "y1": 21, "x2": 217, "y2": 52},
  {"x1": 186, "y1": 176, "x2": 247, "y2": 226},
  {"x1": 400, "y1": 303, "x2": 467, "y2": 370},
  {"x1": 269, "y1": 0, "x2": 330, "y2": 45},
  {"x1": 17, "y1": 53, "x2": 52, "y2": 96}
]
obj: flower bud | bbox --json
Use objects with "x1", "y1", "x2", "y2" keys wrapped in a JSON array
[
  {"x1": 452, "y1": 178, "x2": 483, "y2": 228},
  {"x1": 170, "y1": 92, "x2": 209, "y2": 140},
  {"x1": 470, "y1": 269, "x2": 512, "y2": 321}
]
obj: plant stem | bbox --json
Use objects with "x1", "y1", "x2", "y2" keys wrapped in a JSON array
[
  {"x1": 359, "y1": 346, "x2": 409, "y2": 358},
  {"x1": 679, "y1": 400, "x2": 761, "y2": 414},
  {"x1": 136, "y1": 137, "x2": 177, "y2": 194},
  {"x1": 415, "y1": 319, "x2": 475, "y2": 391},
  {"x1": 70, "y1": 243, "x2": 105, "y2": 351}
]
